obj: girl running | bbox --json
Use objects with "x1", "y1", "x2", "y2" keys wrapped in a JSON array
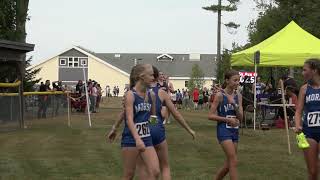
[
  {"x1": 208, "y1": 69, "x2": 243, "y2": 180},
  {"x1": 295, "y1": 59, "x2": 320, "y2": 180},
  {"x1": 120, "y1": 64, "x2": 160, "y2": 180}
]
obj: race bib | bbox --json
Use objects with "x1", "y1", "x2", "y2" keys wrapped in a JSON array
[
  {"x1": 226, "y1": 115, "x2": 239, "y2": 129},
  {"x1": 307, "y1": 111, "x2": 320, "y2": 127},
  {"x1": 135, "y1": 122, "x2": 151, "y2": 138}
]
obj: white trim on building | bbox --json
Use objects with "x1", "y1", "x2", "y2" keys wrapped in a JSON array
[
  {"x1": 59, "y1": 58, "x2": 66, "y2": 65},
  {"x1": 157, "y1": 54, "x2": 174, "y2": 60},
  {"x1": 73, "y1": 46, "x2": 130, "y2": 77}
]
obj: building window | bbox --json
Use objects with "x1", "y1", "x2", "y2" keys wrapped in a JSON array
[
  {"x1": 185, "y1": 81, "x2": 188, "y2": 87},
  {"x1": 68, "y1": 57, "x2": 73, "y2": 67},
  {"x1": 80, "y1": 58, "x2": 87, "y2": 66},
  {"x1": 59, "y1": 58, "x2": 66, "y2": 65},
  {"x1": 61, "y1": 57, "x2": 88, "y2": 67},
  {"x1": 73, "y1": 58, "x2": 79, "y2": 67}
]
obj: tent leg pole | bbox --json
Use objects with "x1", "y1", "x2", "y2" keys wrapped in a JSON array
[
  {"x1": 254, "y1": 63, "x2": 257, "y2": 130},
  {"x1": 280, "y1": 80, "x2": 292, "y2": 155}
]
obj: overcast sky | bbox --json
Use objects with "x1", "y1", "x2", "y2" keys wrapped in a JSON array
[{"x1": 26, "y1": 0, "x2": 259, "y2": 64}]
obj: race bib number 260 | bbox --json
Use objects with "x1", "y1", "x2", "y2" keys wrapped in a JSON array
[
  {"x1": 307, "y1": 112, "x2": 320, "y2": 127},
  {"x1": 135, "y1": 122, "x2": 151, "y2": 138}
]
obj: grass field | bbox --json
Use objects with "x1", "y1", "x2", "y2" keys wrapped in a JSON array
[{"x1": 0, "y1": 97, "x2": 308, "y2": 180}]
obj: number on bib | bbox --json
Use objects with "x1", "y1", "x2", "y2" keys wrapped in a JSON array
[
  {"x1": 226, "y1": 115, "x2": 239, "y2": 129},
  {"x1": 307, "y1": 112, "x2": 320, "y2": 127},
  {"x1": 135, "y1": 122, "x2": 151, "y2": 138}
]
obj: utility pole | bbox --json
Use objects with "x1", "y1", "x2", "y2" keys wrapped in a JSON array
[{"x1": 217, "y1": 0, "x2": 222, "y2": 62}]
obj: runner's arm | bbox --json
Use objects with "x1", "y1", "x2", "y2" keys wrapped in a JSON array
[
  {"x1": 294, "y1": 84, "x2": 307, "y2": 132},
  {"x1": 159, "y1": 90, "x2": 195, "y2": 136},
  {"x1": 208, "y1": 92, "x2": 229, "y2": 123}
]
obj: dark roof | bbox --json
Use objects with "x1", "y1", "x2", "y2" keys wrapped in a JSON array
[
  {"x1": 95, "y1": 53, "x2": 217, "y2": 77},
  {"x1": 0, "y1": 40, "x2": 34, "y2": 52},
  {"x1": 60, "y1": 48, "x2": 88, "y2": 57},
  {"x1": 74, "y1": 46, "x2": 217, "y2": 77},
  {"x1": 0, "y1": 40, "x2": 34, "y2": 62}
]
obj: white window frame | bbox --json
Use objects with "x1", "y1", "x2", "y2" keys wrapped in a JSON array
[
  {"x1": 59, "y1": 58, "x2": 67, "y2": 65},
  {"x1": 68, "y1": 57, "x2": 74, "y2": 67},
  {"x1": 59, "y1": 56, "x2": 88, "y2": 68},
  {"x1": 73, "y1": 57, "x2": 79, "y2": 67},
  {"x1": 80, "y1": 58, "x2": 88, "y2": 66}
]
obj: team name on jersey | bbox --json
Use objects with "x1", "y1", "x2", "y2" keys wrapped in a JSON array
[
  {"x1": 135, "y1": 103, "x2": 151, "y2": 113},
  {"x1": 306, "y1": 93, "x2": 320, "y2": 103},
  {"x1": 224, "y1": 104, "x2": 235, "y2": 112}
]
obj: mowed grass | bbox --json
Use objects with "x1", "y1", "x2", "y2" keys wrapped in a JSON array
[{"x1": 0, "y1": 97, "x2": 307, "y2": 180}]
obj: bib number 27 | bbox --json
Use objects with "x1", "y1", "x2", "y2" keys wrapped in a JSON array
[{"x1": 307, "y1": 112, "x2": 320, "y2": 127}]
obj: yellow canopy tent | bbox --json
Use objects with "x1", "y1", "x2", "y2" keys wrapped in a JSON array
[
  {"x1": 231, "y1": 21, "x2": 320, "y2": 67},
  {"x1": 230, "y1": 21, "x2": 320, "y2": 154}
]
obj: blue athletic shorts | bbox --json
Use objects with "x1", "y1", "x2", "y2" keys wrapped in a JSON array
[
  {"x1": 121, "y1": 137, "x2": 153, "y2": 148},
  {"x1": 217, "y1": 124, "x2": 239, "y2": 143},
  {"x1": 303, "y1": 128, "x2": 320, "y2": 143},
  {"x1": 150, "y1": 125, "x2": 166, "y2": 146}
]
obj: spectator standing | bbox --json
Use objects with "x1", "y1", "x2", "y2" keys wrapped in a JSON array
[
  {"x1": 113, "y1": 86, "x2": 117, "y2": 97},
  {"x1": 252, "y1": 76, "x2": 266, "y2": 101},
  {"x1": 176, "y1": 89, "x2": 183, "y2": 109},
  {"x1": 76, "y1": 80, "x2": 84, "y2": 95},
  {"x1": 183, "y1": 89, "x2": 190, "y2": 110},
  {"x1": 52, "y1": 81, "x2": 63, "y2": 116},
  {"x1": 198, "y1": 89, "x2": 204, "y2": 110},
  {"x1": 89, "y1": 82, "x2": 98, "y2": 113},
  {"x1": 281, "y1": 74, "x2": 298, "y2": 95},
  {"x1": 96, "y1": 84, "x2": 102, "y2": 112},
  {"x1": 38, "y1": 80, "x2": 51, "y2": 118},
  {"x1": 171, "y1": 90, "x2": 177, "y2": 109},
  {"x1": 116, "y1": 86, "x2": 120, "y2": 97},
  {"x1": 193, "y1": 87, "x2": 199, "y2": 110}
]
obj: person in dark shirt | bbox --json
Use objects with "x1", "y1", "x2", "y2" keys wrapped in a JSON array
[
  {"x1": 52, "y1": 81, "x2": 63, "y2": 116},
  {"x1": 39, "y1": 82, "x2": 45, "y2": 91},
  {"x1": 38, "y1": 80, "x2": 50, "y2": 118},
  {"x1": 281, "y1": 74, "x2": 298, "y2": 95},
  {"x1": 76, "y1": 80, "x2": 84, "y2": 95}
]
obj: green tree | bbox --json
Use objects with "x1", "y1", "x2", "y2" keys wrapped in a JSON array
[
  {"x1": 216, "y1": 49, "x2": 231, "y2": 84},
  {"x1": 188, "y1": 64, "x2": 205, "y2": 91},
  {"x1": 0, "y1": 0, "x2": 29, "y2": 41},
  {"x1": 246, "y1": 0, "x2": 320, "y2": 85},
  {"x1": 0, "y1": 0, "x2": 17, "y2": 40},
  {"x1": 216, "y1": 42, "x2": 253, "y2": 84},
  {"x1": 249, "y1": 0, "x2": 320, "y2": 45},
  {"x1": 0, "y1": 0, "x2": 38, "y2": 91},
  {"x1": 0, "y1": 56, "x2": 40, "y2": 91},
  {"x1": 24, "y1": 57, "x2": 41, "y2": 91}
]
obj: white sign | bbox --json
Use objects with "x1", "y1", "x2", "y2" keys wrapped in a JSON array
[{"x1": 239, "y1": 72, "x2": 257, "y2": 84}]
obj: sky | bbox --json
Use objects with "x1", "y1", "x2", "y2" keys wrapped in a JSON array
[{"x1": 26, "y1": 0, "x2": 259, "y2": 65}]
